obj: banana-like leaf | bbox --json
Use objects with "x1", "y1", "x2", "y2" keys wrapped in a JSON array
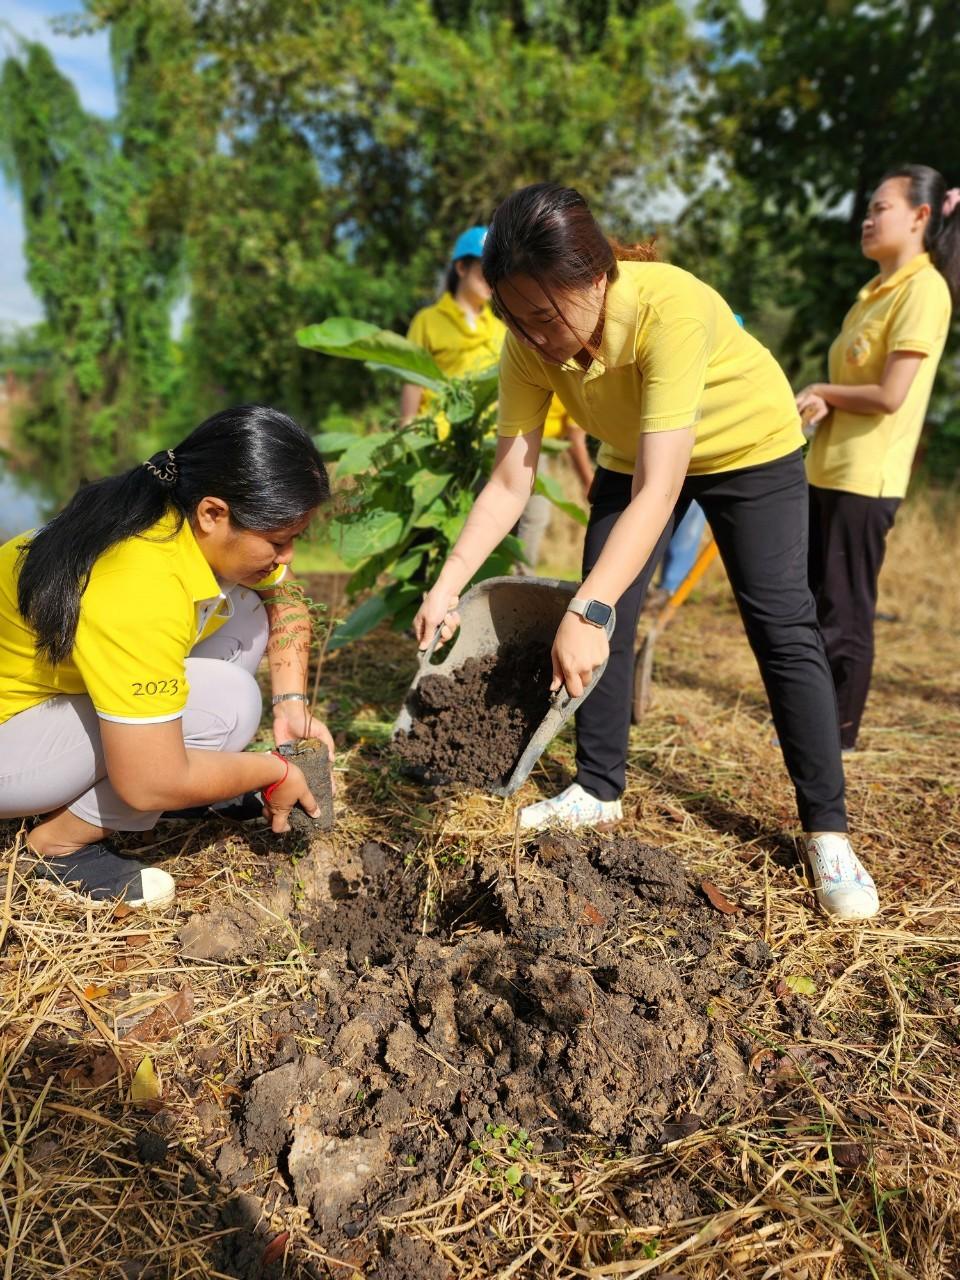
[
  {"x1": 328, "y1": 593, "x2": 391, "y2": 650},
  {"x1": 297, "y1": 318, "x2": 449, "y2": 393},
  {"x1": 534, "y1": 469, "x2": 588, "y2": 526}
]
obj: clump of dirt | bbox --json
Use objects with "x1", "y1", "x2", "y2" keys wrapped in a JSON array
[
  {"x1": 215, "y1": 831, "x2": 774, "y2": 1274},
  {"x1": 394, "y1": 642, "x2": 553, "y2": 787}
]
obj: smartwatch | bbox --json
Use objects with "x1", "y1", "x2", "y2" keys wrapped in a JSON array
[{"x1": 567, "y1": 597, "x2": 614, "y2": 629}]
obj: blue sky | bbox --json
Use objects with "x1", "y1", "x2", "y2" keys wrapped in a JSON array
[{"x1": 0, "y1": 0, "x2": 115, "y2": 327}]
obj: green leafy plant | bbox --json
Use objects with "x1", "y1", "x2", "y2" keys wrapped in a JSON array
[{"x1": 297, "y1": 317, "x2": 585, "y2": 648}]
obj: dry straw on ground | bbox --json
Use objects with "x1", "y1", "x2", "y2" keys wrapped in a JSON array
[{"x1": 1, "y1": 490, "x2": 959, "y2": 1279}]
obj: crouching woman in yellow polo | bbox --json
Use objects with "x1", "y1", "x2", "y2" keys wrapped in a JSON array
[{"x1": 0, "y1": 405, "x2": 333, "y2": 909}]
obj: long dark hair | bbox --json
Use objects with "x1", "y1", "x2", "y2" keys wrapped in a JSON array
[
  {"x1": 882, "y1": 164, "x2": 960, "y2": 305},
  {"x1": 18, "y1": 404, "x2": 330, "y2": 665},
  {"x1": 482, "y1": 183, "x2": 655, "y2": 353}
]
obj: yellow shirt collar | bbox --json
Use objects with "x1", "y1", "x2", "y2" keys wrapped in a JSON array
[
  {"x1": 147, "y1": 511, "x2": 221, "y2": 603},
  {"x1": 435, "y1": 290, "x2": 496, "y2": 337},
  {"x1": 859, "y1": 252, "x2": 931, "y2": 301}
]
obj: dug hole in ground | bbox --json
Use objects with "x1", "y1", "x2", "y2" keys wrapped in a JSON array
[{"x1": 1, "y1": 492, "x2": 959, "y2": 1279}]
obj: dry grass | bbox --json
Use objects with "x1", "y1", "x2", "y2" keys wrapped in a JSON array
[{"x1": 2, "y1": 490, "x2": 959, "y2": 1278}]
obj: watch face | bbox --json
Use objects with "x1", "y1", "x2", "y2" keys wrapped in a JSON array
[{"x1": 584, "y1": 599, "x2": 613, "y2": 627}]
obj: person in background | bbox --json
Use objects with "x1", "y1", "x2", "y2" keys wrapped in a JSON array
[
  {"x1": 0, "y1": 406, "x2": 334, "y2": 908},
  {"x1": 400, "y1": 226, "x2": 505, "y2": 435},
  {"x1": 415, "y1": 182, "x2": 879, "y2": 921},
  {"x1": 797, "y1": 165, "x2": 957, "y2": 752}
]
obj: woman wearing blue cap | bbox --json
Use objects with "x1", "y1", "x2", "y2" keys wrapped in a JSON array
[{"x1": 399, "y1": 227, "x2": 505, "y2": 433}]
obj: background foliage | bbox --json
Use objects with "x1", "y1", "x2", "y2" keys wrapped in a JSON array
[{"x1": 1, "y1": 0, "x2": 958, "y2": 490}]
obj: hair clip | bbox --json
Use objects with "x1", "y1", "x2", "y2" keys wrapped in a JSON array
[{"x1": 143, "y1": 449, "x2": 178, "y2": 484}]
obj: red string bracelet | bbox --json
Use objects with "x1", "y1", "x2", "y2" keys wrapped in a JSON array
[{"x1": 263, "y1": 750, "x2": 289, "y2": 805}]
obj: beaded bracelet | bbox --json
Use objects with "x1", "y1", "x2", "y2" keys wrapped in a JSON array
[{"x1": 262, "y1": 750, "x2": 289, "y2": 805}]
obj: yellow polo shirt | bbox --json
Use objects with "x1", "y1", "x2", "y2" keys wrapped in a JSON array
[
  {"x1": 0, "y1": 514, "x2": 284, "y2": 726},
  {"x1": 498, "y1": 260, "x2": 803, "y2": 476},
  {"x1": 407, "y1": 292, "x2": 505, "y2": 440},
  {"x1": 806, "y1": 253, "x2": 951, "y2": 498}
]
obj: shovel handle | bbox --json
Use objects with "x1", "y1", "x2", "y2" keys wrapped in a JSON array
[{"x1": 416, "y1": 623, "x2": 448, "y2": 673}]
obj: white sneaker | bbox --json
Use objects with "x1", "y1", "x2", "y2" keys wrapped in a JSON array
[
  {"x1": 518, "y1": 783, "x2": 623, "y2": 832},
  {"x1": 804, "y1": 833, "x2": 879, "y2": 920}
]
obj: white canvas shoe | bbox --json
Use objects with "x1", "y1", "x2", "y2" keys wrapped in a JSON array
[
  {"x1": 804, "y1": 833, "x2": 879, "y2": 920},
  {"x1": 518, "y1": 783, "x2": 622, "y2": 832}
]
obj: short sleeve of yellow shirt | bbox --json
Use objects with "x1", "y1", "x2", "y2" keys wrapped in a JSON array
[
  {"x1": 636, "y1": 315, "x2": 711, "y2": 433},
  {"x1": 497, "y1": 335, "x2": 554, "y2": 435},
  {"x1": 73, "y1": 567, "x2": 195, "y2": 723}
]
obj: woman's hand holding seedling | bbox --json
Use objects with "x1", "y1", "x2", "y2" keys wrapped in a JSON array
[
  {"x1": 272, "y1": 703, "x2": 336, "y2": 761},
  {"x1": 262, "y1": 760, "x2": 323, "y2": 834}
]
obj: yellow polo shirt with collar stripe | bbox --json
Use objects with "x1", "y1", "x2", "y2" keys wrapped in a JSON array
[
  {"x1": 407, "y1": 292, "x2": 505, "y2": 441},
  {"x1": 497, "y1": 260, "x2": 803, "y2": 475},
  {"x1": 806, "y1": 253, "x2": 951, "y2": 498},
  {"x1": 0, "y1": 513, "x2": 284, "y2": 726}
]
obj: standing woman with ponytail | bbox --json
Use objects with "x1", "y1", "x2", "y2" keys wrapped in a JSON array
[
  {"x1": 797, "y1": 165, "x2": 957, "y2": 752},
  {"x1": 0, "y1": 405, "x2": 334, "y2": 908},
  {"x1": 415, "y1": 182, "x2": 879, "y2": 921}
]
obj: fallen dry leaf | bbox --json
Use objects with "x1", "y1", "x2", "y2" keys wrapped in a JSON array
[
  {"x1": 113, "y1": 903, "x2": 134, "y2": 921},
  {"x1": 261, "y1": 1232, "x2": 290, "y2": 1267},
  {"x1": 580, "y1": 901, "x2": 607, "y2": 927},
  {"x1": 122, "y1": 989, "x2": 194, "y2": 1043},
  {"x1": 125, "y1": 934, "x2": 150, "y2": 947},
  {"x1": 83, "y1": 984, "x2": 110, "y2": 1000},
  {"x1": 700, "y1": 879, "x2": 740, "y2": 915},
  {"x1": 832, "y1": 1140, "x2": 868, "y2": 1170},
  {"x1": 130, "y1": 1055, "x2": 162, "y2": 1105}
]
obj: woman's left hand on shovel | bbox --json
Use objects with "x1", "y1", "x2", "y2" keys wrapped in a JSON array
[
  {"x1": 413, "y1": 588, "x2": 461, "y2": 652},
  {"x1": 551, "y1": 611, "x2": 610, "y2": 699}
]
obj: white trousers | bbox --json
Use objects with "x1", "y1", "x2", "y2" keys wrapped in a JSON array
[{"x1": 0, "y1": 586, "x2": 269, "y2": 832}]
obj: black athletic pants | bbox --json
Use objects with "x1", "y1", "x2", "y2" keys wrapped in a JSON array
[
  {"x1": 574, "y1": 449, "x2": 848, "y2": 833},
  {"x1": 807, "y1": 485, "x2": 900, "y2": 750}
]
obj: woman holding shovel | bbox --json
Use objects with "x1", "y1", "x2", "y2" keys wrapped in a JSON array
[
  {"x1": 0, "y1": 405, "x2": 334, "y2": 909},
  {"x1": 414, "y1": 182, "x2": 877, "y2": 921},
  {"x1": 797, "y1": 165, "x2": 957, "y2": 752}
]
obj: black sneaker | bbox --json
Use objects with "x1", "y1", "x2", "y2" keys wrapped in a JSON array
[
  {"x1": 31, "y1": 841, "x2": 176, "y2": 909},
  {"x1": 161, "y1": 791, "x2": 264, "y2": 822}
]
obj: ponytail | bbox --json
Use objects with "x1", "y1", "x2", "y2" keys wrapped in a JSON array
[
  {"x1": 882, "y1": 164, "x2": 960, "y2": 306},
  {"x1": 446, "y1": 255, "x2": 480, "y2": 295},
  {"x1": 17, "y1": 404, "x2": 329, "y2": 666}
]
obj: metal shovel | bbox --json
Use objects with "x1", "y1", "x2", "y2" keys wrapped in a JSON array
[{"x1": 393, "y1": 575, "x2": 616, "y2": 796}]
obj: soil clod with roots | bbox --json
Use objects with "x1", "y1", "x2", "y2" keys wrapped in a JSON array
[{"x1": 217, "y1": 831, "x2": 772, "y2": 1272}]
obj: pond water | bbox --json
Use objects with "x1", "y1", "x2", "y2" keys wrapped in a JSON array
[{"x1": 0, "y1": 461, "x2": 55, "y2": 541}]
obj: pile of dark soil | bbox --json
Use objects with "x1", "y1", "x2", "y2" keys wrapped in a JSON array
[
  {"x1": 394, "y1": 642, "x2": 553, "y2": 787},
  {"x1": 210, "y1": 832, "x2": 773, "y2": 1275}
]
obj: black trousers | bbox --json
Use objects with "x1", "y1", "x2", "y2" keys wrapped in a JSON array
[
  {"x1": 808, "y1": 485, "x2": 900, "y2": 750},
  {"x1": 575, "y1": 449, "x2": 848, "y2": 833}
]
